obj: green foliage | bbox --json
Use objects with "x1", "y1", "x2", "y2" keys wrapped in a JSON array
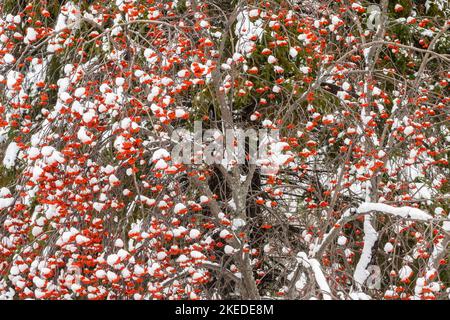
[{"x1": 0, "y1": 164, "x2": 16, "y2": 188}]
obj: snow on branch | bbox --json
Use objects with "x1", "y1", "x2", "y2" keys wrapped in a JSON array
[
  {"x1": 357, "y1": 202, "x2": 433, "y2": 221},
  {"x1": 353, "y1": 203, "x2": 433, "y2": 289},
  {"x1": 297, "y1": 252, "x2": 332, "y2": 300},
  {"x1": 353, "y1": 215, "x2": 378, "y2": 288},
  {"x1": 312, "y1": 203, "x2": 435, "y2": 258}
]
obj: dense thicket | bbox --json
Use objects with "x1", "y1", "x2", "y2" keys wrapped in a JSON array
[{"x1": 0, "y1": 0, "x2": 449, "y2": 300}]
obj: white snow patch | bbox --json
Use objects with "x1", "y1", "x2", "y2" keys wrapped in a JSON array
[{"x1": 3, "y1": 142, "x2": 19, "y2": 169}]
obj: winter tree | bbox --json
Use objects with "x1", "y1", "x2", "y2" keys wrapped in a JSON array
[{"x1": 0, "y1": 0, "x2": 449, "y2": 300}]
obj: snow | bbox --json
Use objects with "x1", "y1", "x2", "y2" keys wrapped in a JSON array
[
  {"x1": 173, "y1": 203, "x2": 187, "y2": 214},
  {"x1": 144, "y1": 48, "x2": 158, "y2": 64},
  {"x1": 367, "y1": 5, "x2": 381, "y2": 31},
  {"x1": 0, "y1": 0, "x2": 447, "y2": 301},
  {"x1": 104, "y1": 92, "x2": 117, "y2": 104},
  {"x1": 124, "y1": 265, "x2": 138, "y2": 278},
  {"x1": 3, "y1": 142, "x2": 19, "y2": 169},
  {"x1": 224, "y1": 245, "x2": 235, "y2": 255},
  {"x1": 75, "y1": 235, "x2": 90, "y2": 245},
  {"x1": 177, "y1": 69, "x2": 189, "y2": 78},
  {"x1": 232, "y1": 218, "x2": 246, "y2": 230},
  {"x1": 107, "y1": 254, "x2": 119, "y2": 266},
  {"x1": 47, "y1": 150, "x2": 65, "y2": 165},
  {"x1": 384, "y1": 242, "x2": 394, "y2": 253},
  {"x1": 6, "y1": 70, "x2": 20, "y2": 90},
  {"x1": 372, "y1": 87, "x2": 381, "y2": 96},
  {"x1": 426, "y1": 269, "x2": 437, "y2": 280},
  {"x1": 41, "y1": 146, "x2": 54, "y2": 157},
  {"x1": 357, "y1": 203, "x2": 433, "y2": 221},
  {"x1": 152, "y1": 148, "x2": 170, "y2": 161},
  {"x1": 349, "y1": 292, "x2": 372, "y2": 300},
  {"x1": 404, "y1": 126, "x2": 414, "y2": 136},
  {"x1": 93, "y1": 202, "x2": 104, "y2": 212},
  {"x1": 235, "y1": 9, "x2": 264, "y2": 55},
  {"x1": 289, "y1": 47, "x2": 298, "y2": 58},
  {"x1": 77, "y1": 126, "x2": 92, "y2": 143},
  {"x1": 154, "y1": 159, "x2": 168, "y2": 170},
  {"x1": 175, "y1": 109, "x2": 187, "y2": 118},
  {"x1": 95, "y1": 269, "x2": 106, "y2": 279},
  {"x1": 295, "y1": 273, "x2": 307, "y2": 291},
  {"x1": 157, "y1": 251, "x2": 167, "y2": 260},
  {"x1": 114, "y1": 239, "x2": 124, "y2": 247},
  {"x1": 74, "y1": 87, "x2": 86, "y2": 98},
  {"x1": 219, "y1": 229, "x2": 231, "y2": 239},
  {"x1": 3, "y1": 53, "x2": 15, "y2": 64},
  {"x1": 394, "y1": 4, "x2": 404, "y2": 12},
  {"x1": 107, "y1": 271, "x2": 118, "y2": 282},
  {"x1": 248, "y1": 9, "x2": 259, "y2": 18},
  {"x1": 32, "y1": 276, "x2": 46, "y2": 288},
  {"x1": 377, "y1": 150, "x2": 386, "y2": 158},
  {"x1": 189, "y1": 229, "x2": 200, "y2": 239},
  {"x1": 82, "y1": 109, "x2": 96, "y2": 123},
  {"x1": 59, "y1": 92, "x2": 72, "y2": 104},
  {"x1": 299, "y1": 66, "x2": 310, "y2": 74},
  {"x1": 25, "y1": 28, "x2": 37, "y2": 43},
  {"x1": 337, "y1": 236, "x2": 347, "y2": 246},
  {"x1": 109, "y1": 174, "x2": 119, "y2": 185},
  {"x1": 443, "y1": 218, "x2": 450, "y2": 232},
  {"x1": 331, "y1": 15, "x2": 342, "y2": 25},
  {"x1": 0, "y1": 188, "x2": 14, "y2": 209},
  {"x1": 272, "y1": 85, "x2": 281, "y2": 93},
  {"x1": 190, "y1": 250, "x2": 204, "y2": 259},
  {"x1": 160, "y1": 77, "x2": 173, "y2": 86},
  {"x1": 267, "y1": 55, "x2": 277, "y2": 64},
  {"x1": 176, "y1": 254, "x2": 189, "y2": 263},
  {"x1": 399, "y1": 265, "x2": 413, "y2": 281},
  {"x1": 351, "y1": 202, "x2": 433, "y2": 288},
  {"x1": 342, "y1": 82, "x2": 351, "y2": 91},
  {"x1": 117, "y1": 249, "x2": 129, "y2": 260},
  {"x1": 296, "y1": 252, "x2": 332, "y2": 300},
  {"x1": 353, "y1": 215, "x2": 378, "y2": 288}
]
